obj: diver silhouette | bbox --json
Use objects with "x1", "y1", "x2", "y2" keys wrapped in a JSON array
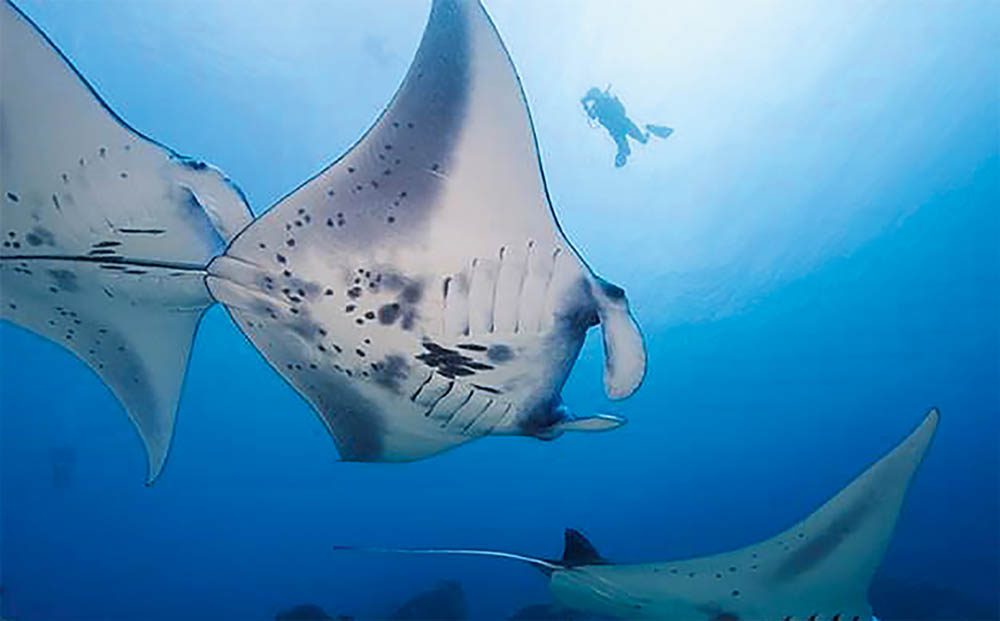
[{"x1": 581, "y1": 86, "x2": 672, "y2": 167}]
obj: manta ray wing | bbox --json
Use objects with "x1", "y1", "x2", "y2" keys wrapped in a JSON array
[
  {"x1": 0, "y1": 1, "x2": 253, "y2": 482},
  {"x1": 551, "y1": 409, "x2": 940, "y2": 619},
  {"x1": 208, "y1": 0, "x2": 645, "y2": 462}
]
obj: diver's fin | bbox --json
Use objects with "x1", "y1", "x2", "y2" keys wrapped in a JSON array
[
  {"x1": 591, "y1": 278, "x2": 645, "y2": 399},
  {"x1": 0, "y1": 2, "x2": 253, "y2": 482},
  {"x1": 645, "y1": 124, "x2": 673, "y2": 139},
  {"x1": 561, "y1": 528, "x2": 608, "y2": 567},
  {"x1": 679, "y1": 409, "x2": 939, "y2": 619}
]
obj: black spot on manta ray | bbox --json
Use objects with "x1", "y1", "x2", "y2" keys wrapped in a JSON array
[
  {"x1": 378, "y1": 303, "x2": 401, "y2": 325},
  {"x1": 487, "y1": 344, "x2": 513, "y2": 363}
]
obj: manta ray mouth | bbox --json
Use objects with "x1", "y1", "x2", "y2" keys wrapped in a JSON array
[{"x1": 0, "y1": 255, "x2": 207, "y2": 272}]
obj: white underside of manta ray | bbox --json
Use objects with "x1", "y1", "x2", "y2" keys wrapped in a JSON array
[
  {"x1": 339, "y1": 409, "x2": 939, "y2": 621},
  {"x1": 0, "y1": 0, "x2": 646, "y2": 481}
]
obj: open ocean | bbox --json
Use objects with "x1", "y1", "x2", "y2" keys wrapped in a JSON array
[{"x1": 1, "y1": 1, "x2": 997, "y2": 619}]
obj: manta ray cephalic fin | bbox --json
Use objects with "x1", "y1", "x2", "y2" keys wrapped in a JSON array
[{"x1": 0, "y1": 1, "x2": 253, "y2": 482}]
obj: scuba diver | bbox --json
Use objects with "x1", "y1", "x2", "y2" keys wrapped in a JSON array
[{"x1": 581, "y1": 86, "x2": 673, "y2": 168}]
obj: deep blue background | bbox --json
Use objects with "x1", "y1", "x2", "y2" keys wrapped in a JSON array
[{"x1": 2, "y1": 1, "x2": 997, "y2": 619}]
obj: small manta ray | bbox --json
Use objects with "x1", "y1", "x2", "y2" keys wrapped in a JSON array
[
  {"x1": 336, "y1": 409, "x2": 939, "y2": 621},
  {"x1": 0, "y1": 0, "x2": 645, "y2": 481}
]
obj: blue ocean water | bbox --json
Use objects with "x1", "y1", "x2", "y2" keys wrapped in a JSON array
[{"x1": 1, "y1": 1, "x2": 997, "y2": 619}]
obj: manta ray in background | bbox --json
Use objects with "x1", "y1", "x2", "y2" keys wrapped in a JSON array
[
  {"x1": 0, "y1": 0, "x2": 645, "y2": 482},
  {"x1": 336, "y1": 409, "x2": 939, "y2": 621}
]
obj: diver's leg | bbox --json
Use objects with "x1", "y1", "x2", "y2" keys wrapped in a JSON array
[
  {"x1": 626, "y1": 120, "x2": 649, "y2": 144},
  {"x1": 613, "y1": 134, "x2": 631, "y2": 167}
]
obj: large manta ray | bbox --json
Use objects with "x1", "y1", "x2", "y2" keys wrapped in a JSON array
[
  {"x1": 0, "y1": 0, "x2": 645, "y2": 481},
  {"x1": 338, "y1": 409, "x2": 939, "y2": 621}
]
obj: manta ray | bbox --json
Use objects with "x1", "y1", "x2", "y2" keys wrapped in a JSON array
[
  {"x1": 336, "y1": 409, "x2": 939, "y2": 621},
  {"x1": 0, "y1": 0, "x2": 645, "y2": 481}
]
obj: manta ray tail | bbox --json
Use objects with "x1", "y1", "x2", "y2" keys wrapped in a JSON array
[
  {"x1": 0, "y1": 2, "x2": 253, "y2": 482},
  {"x1": 333, "y1": 529, "x2": 611, "y2": 574},
  {"x1": 332, "y1": 545, "x2": 560, "y2": 572}
]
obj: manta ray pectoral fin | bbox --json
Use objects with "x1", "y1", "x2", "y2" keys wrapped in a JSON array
[
  {"x1": 1, "y1": 2, "x2": 253, "y2": 482},
  {"x1": 694, "y1": 409, "x2": 940, "y2": 618},
  {"x1": 591, "y1": 277, "x2": 646, "y2": 399},
  {"x1": 766, "y1": 407, "x2": 938, "y2": 584}
]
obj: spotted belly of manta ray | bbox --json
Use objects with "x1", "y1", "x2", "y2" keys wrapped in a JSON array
[{"x1": 207, "y1": 0, "x2": 646, "y2": 462}]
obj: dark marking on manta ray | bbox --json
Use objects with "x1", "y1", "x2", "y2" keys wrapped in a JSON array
[
  {"x1": 772, "y1": 490, "x2": 875, "y2": 580},
  {"x1": 400, "y1": 309, "x2": 416, "y2": 331},
  {"x1": 472, "y1": 384, "x2": 501, "y2": 394},
  {"x1": 117, "y1": 228, "x2": 165, "y2": 235},
  {"x1": 26, "y1": 226, "x2": 55, "y2": 247},
  {"x1": 372, "y1": 354, "x2": 409, "y2": 392},
  {"x1": 457, "y1": 343, "x2": 487, "y2": 352},
  {"x1": 6, "y1": 192, "x2": 19, "y2": 202},
  {"x1": 487, "y1": 344, "x2": 513, "y2": 363},
  {"x1": 401, "y1": 283, "x2": 423, "y2": 303},
  {"x1": 92, "y1": 240, "x2": 121, "y2": 248},
  {"x1": 597, "y1": 278, "x2": 625, "y2": 300},
  {"x1": 378, "y1": 303, "x2": 401, "y2": 325},
  {"x1": 416, "y1": 341, "x2": 496, "y2": 380},
  {"x1": 47, "y1": 269, "x2": 79, "y2": 292}
]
